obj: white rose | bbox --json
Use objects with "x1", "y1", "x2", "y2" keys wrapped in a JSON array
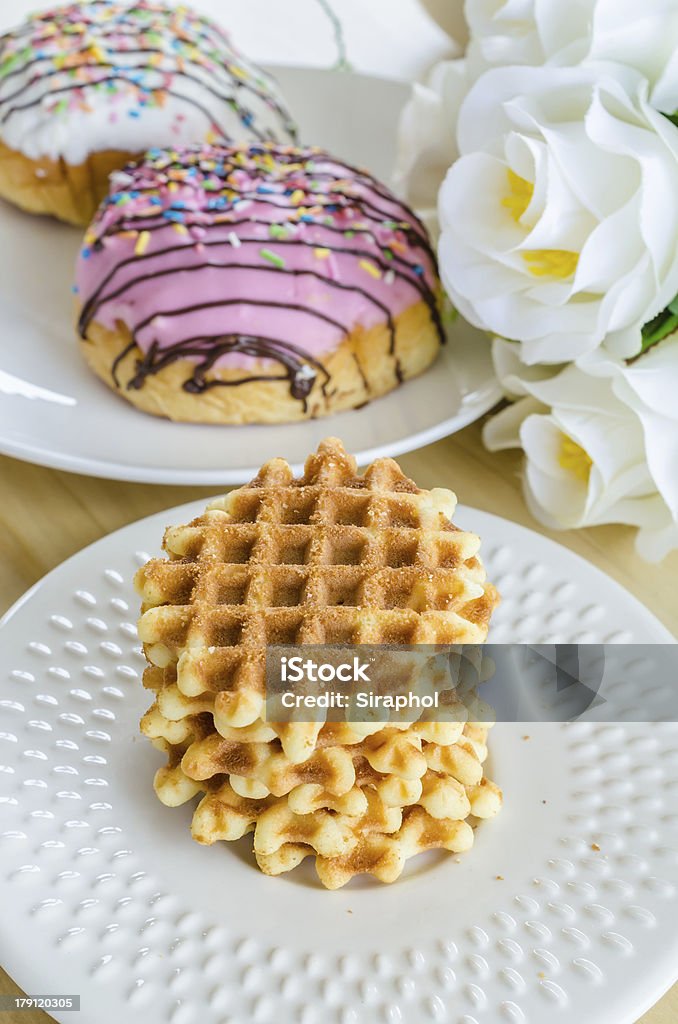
[
  {"x1": 394, "y1": 58, "x2": 468, "y2": 236},
  {"x1": 484, "y1": 338, "x2": 678, "y2": 561},
  {"x1": 465, "y1": 0, "x2": 561, "y2": 73},
  {"x1": 465, "y1": 0, "x2": 678, "y2": 113},
  {"x1": 438, "y1": 63, "x2": 678, "y2": 364}
]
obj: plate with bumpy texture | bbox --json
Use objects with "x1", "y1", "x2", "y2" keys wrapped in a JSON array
[
  {"x1": 0, "y1": 500, "x2": 676, "y2": 1024},
  {"x1": 0, "y1": 62, "x2": 498, "y2": 486}
]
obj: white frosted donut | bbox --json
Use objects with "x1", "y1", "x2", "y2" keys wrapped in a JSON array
[
  {"x1": 0, "y1": 1, "x2": 297, "y2": 223},
  {"x1": 0, "y1": 0, "x2": 297, "y2": 163}
]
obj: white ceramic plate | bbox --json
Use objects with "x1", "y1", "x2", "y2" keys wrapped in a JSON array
[
  {"x1": 1, "y1": 499, "x2": 676, "y2": 1024},
  {"x1": 0, "y1": 65, "x2": 498, "y2": 486}
]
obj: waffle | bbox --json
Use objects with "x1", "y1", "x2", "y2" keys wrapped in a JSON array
[
  {"x1": 253, "y1": 767, "x2": 503, "y2": 889},
  {"x1": 145, "y1": 667, "x2": 470, "y2": 737},
  {"x1": 144, "y1": 704, "x2": 487, "y2": 801},
  {"x1": 136, "y1": 438, "x2": 499, "y2": 731},
  {"x1": 136, "y1": 438, "x2": 502, "y2": 887},
  {"x1": 150, "y1": 715, "x2": 501, "y2": 830},
  {"x1": 257, "y1": 809, "x2": 476, "y2": 889},
  {"x1": 152, "y1": 728, "x2": 502, "y2": 889},
  {"x1": 147, "y1": 720, "x2": 502, "y2": 888},
  {"x1": 144, "y1": 664, "x2": 482, "y2": 760}
]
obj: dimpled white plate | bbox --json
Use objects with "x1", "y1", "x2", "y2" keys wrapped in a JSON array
[
  {"x1": 1, "y1": 500, "x2": 676, "y2": 1024},
  {"x1": 0, "y1": 60, "x2": 498, "y2": 486}
]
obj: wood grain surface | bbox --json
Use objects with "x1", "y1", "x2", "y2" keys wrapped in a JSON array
[{"x1": 1, "y1": 422, "x2": 676, "y2": 1022}]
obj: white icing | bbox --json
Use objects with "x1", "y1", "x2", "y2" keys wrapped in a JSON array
[{"x1": 0, "y1": 1, "x2": 296, "y2": 165}]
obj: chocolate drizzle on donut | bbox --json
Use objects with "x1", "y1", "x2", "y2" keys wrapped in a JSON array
[
  {"x1": 76, "y1": 143, "x2": 444, "y2": 407},
  {"x1": 0, "y1": 1, "x2": 297, "y2": 144},
  {"x1": 117, "y1": 335, "x2": 329, "y2": 411}
]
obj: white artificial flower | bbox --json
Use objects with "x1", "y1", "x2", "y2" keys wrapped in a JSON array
[
  {"x1": 484, "y1": 338, "x2": 678, "y2": 561},
  {"x1": 438, "y1": 63, "x2": 678, "y2": 364},
  {"x1": 394, "y1": 58, "x2": 468, "y2": 235},
  {"x1": 465, "y1": 0, "x2": 678, "y2": 113}
]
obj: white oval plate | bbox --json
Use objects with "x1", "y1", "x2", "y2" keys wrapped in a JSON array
[
  {"x1": 0, "y1": 64, "x2": 498, "y2": 485},
  {"x1": 1, "y1": 499, "x2": 676, "y2": 1024}
]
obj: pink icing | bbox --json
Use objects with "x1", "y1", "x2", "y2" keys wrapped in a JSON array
[{"x1": 75, "y1": 144, "x2": 441, "y2": 391}]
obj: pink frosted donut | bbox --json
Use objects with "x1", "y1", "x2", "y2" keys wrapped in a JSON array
[{"x1": 75, "y1": 142, "x2": 444, "y2": 423}]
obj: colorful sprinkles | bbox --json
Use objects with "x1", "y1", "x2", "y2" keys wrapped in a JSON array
[
  {"x1": 134, "y1": 229, "x2": 151, "y2": 255},
  {"x1": 359, "y1": 260, "x2": 383, "y2": 280},
  {"x1": 0, "y1": 1, "x2": 297, "y2": 150},
  {"x1": 260, "y1": 247, "x2": 286, "y2": 269}
]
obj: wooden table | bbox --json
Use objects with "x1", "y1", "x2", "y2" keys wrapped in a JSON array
[{"x1": 1, "y1": 422, "x2": 677, "y2": 1022}]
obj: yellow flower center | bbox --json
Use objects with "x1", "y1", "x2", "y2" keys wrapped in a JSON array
[
  {"x1": 522, "y1": 249, "x2": 580, "y2": 279},
  {"x1": 502, "y1": 169, "x2": 579, "y2": 280},
  {"x1": 502, "y1": 169, "x2": 534, "y2": 223},
  {"x1": 558, "y1": 436, "x2": 593, "y2": 483}
]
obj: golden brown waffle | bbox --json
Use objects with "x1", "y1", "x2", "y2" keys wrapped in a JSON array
[
  {"x1": 144, "y1": 703, "x2": 488, "y2": 799},
  {"x1": 181, "y1": 763, "x2": 501, "y2": 888},
  {"x1": 137, "y1": 439, "x2": 502, "y2": 887},
  {"x1": 147, "y1": 716, "x2": 502, "y2": 887},
  {"x1": 252, "y1": 749, "x2": 503, "y2": 889},
  {"x1": 257, "y1": 807, "x2": 478, "y2": 889},
  {"x1": 145, "y1": 664, "x2": 479, "y2": 760},
  {"x1": 136, "y1": 438, "x2": 499, "y2": 737},
  {"x1": 149, "y1": 712, "x2": 501, "y2": 862},
  {"x1": 188, "y1": 762, "x2": 500, "y2": 846}
]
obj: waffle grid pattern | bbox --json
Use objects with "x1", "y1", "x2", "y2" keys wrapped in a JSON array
[{"x1": 136, "y1": 439, "x2": 502, "y2": 887}]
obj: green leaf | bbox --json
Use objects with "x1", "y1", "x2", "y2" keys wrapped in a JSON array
[
  {"x1": 640, "y1": 308, "x2": 678, "y2": 352},
  {"x1": 640, "y1": 288, "x2": 678, "y2": 351}
]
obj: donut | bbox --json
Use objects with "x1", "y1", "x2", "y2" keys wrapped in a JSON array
[
  {"x1": 0, "y1": 1, "x2": 297, "y2": 225},
  {"x1": 75, "y1": 143, "x2": 444, "y2": 424}
]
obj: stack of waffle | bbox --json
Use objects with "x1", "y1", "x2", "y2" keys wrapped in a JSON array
[{"x1": 136, "y1": 439, "x2": 502, "y2": 888}]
